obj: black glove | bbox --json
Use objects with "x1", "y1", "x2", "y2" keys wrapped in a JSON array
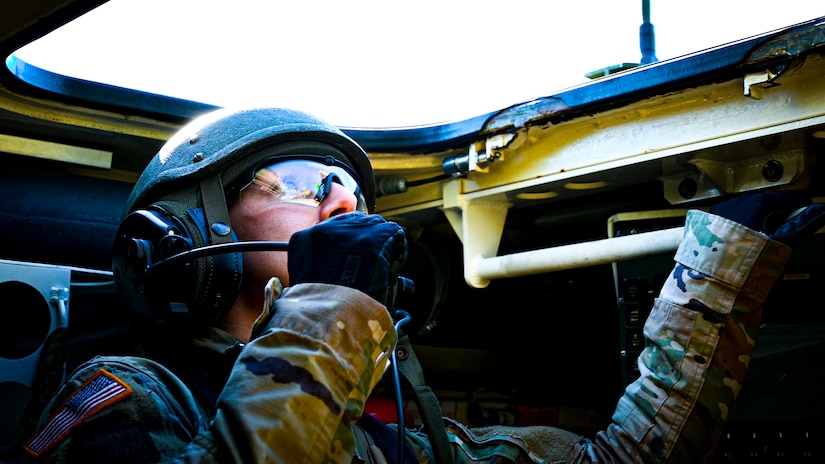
[
  {"x1": 710, "y1": 190, "x2": 825, "y2": 247},
  {"x1": 288, "y1": 212, "x2": 408, "y2": 308}
]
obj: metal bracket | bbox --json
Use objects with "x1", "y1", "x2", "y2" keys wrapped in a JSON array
[
  {"x1": 441, "y1": 180, "x2": 510, "y2": 288},
  {"x1": 467, "y1": 133, "x2": 513, "y2": 173},
  {"x1": 443, "y1": 133, "x2": 513, "y2": 177},
  {"x1": 744, "y1": 69, "x2": 779, "y2": 99},
  {"x1": 689, "y1": 149, "x2": 806, "y2": 193},
  {"x1": 50, "y1": 286, "x2": 70, "y2": 329}
]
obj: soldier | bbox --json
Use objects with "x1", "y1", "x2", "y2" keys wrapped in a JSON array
[{"x1": 21, "y1": 106, "x2": 825, "y2": 463}]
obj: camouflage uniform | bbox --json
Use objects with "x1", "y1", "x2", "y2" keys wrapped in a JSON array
[{"x1": 23, "y1": 210, "x2": 792, "y2": 463}]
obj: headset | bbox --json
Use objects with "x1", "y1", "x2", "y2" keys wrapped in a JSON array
[
  {"x1": 112, "y1": 204, "x2": 412, "y2": 324},
  {"x1": 112, "y1": 205, "x2": 290, "y2": 325}
]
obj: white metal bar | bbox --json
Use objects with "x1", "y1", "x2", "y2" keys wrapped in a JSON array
[{"x1": 473, "y1": 227, "x2": 684, "y2": 280}]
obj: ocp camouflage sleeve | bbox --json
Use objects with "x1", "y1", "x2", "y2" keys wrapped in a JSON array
[
  {"x1": 202, "y1": 283, "x2": 398, "y2": 463},
  {"x1": 579, "y1": 209, "x2": 794, "y2": 463}
]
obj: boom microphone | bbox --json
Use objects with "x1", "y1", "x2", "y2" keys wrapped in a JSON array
[{"x1": 146, "y1": 241, "x2": 288, "y2": 275}]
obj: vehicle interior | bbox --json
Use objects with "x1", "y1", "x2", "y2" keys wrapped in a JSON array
[{"x1": 1, "y1": 1, "x2": 824, "y2": 462}]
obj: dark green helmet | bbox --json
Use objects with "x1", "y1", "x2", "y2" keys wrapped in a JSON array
[{"x1": 125, "y1": 106, "x2": 375, "y2": 214}]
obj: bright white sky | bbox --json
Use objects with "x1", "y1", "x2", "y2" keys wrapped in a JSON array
[{"x1": 13, "y1": 0, "x2": 825, "y2": 128}]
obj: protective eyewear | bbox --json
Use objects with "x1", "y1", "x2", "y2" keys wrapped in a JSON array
[{"x1": 239, "y1": 159, "x2": 367, "y2": 212}]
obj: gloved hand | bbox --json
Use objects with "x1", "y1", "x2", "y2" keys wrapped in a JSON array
[
  {"x1": 710, "y1": 189, "x2": 825, "y2": 247},
  {"x1": 288, "y1": 212, "x2": 408, "y2": 308}
]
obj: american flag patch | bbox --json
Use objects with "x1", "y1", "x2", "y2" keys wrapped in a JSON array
[{"x1": 24, "y1": 368, "x2": 133, "y2": 458}]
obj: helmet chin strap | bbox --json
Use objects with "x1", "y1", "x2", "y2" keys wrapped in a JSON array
[
  {"x1": 196, "y1": 174, "x2": 243, "y2": 322},
  {"x1": 200, "y1": 174, "x2": 235, "y2": 246}
]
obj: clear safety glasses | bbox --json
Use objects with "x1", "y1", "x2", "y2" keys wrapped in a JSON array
[{"x1": 238, "y1": 159, "x2": 367, "y2": 212}]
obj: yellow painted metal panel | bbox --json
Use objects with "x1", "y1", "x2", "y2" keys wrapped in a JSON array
[{"x1": 0, "y1": 133, "x2": 112, "y2": 168}]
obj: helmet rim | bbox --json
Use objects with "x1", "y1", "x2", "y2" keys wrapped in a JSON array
[{"x1": 125, "y1": 106, "x2": 375, "y2": 215}]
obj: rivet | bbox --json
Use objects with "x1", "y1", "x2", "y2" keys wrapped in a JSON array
[
  {"x1": 211, "y1": 222, "x2": 231, "y2": 236},
  {"x1": 192, "y1": 152, "x2": 205, "y2": 163},
  {"x1": 677, "y1": 177, "x2": 698, "y2": 199},
  {"x1": 395, "y1": 345, "x2": 409, "y2": 360},
  {"x1": 762, "y1": 160, "x2": 783, "y2": 182},
  {"x1": 189, "y1": 135, "x2": 199, "y2": 144}
]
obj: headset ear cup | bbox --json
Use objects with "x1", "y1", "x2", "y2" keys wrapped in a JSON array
[
  {"x1": 112, "y1": 207, "x2": 195, "y2": 321},
  {"x1": 112, "y1": 205, "x2": 244, "y2": 325}
]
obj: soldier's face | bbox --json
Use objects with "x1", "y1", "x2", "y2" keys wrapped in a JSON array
[{"x1": 229, "y1": 179, "x2": 360, "y2": 287}]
